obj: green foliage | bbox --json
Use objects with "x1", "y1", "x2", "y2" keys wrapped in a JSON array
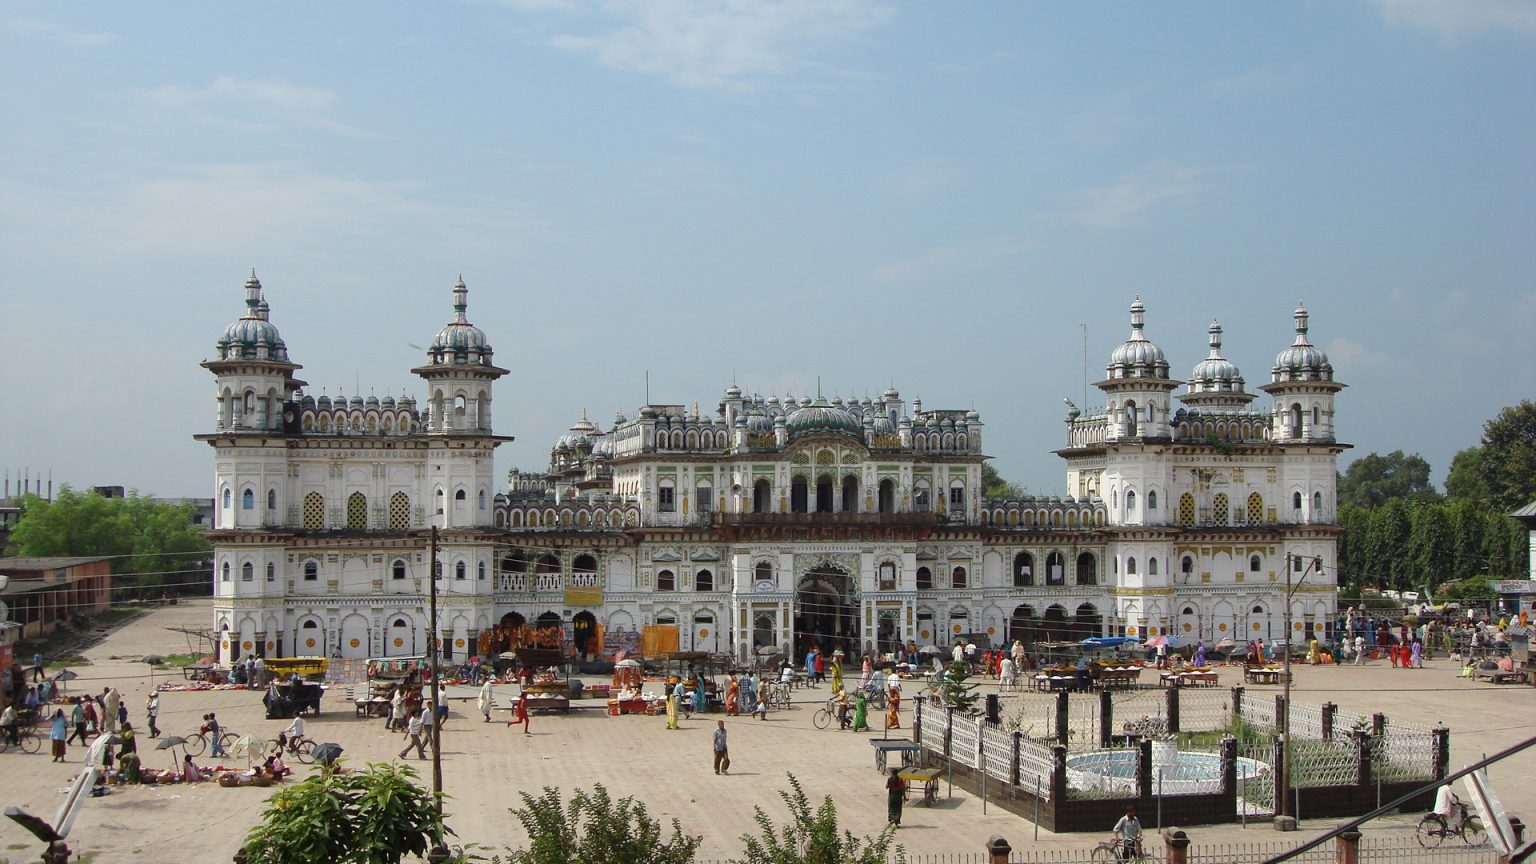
[
  {"x1": 1337, "y1": 500, "x2": 1527, "y2": 593},
  {"x1": 1444, "y1": 447, "x2": 1491, "y2": 503},
  {"x1": 1436, "y1": 577, "x2": 1496, "y2": 603},
  {"x1": 1479, "y1": 401, "x2": 1536, "y2": 513},
  {"x1": 735, "y1": 774, "x2": 905, "y2": 864},
  {"x1": 239, "y1": 762, "x2": 447, "y2": 864},
  {"x1": 1337, "y1": 451, "x2": 1440, "y2": 510},
  {"x1": 936, "y1": 660, "x2": 980, "y2": 713},
  {"x1": 502, "y1": 784, "x2": 700, "y2": 864},
  {"x1": 981, "y1": 463, "x2": 1026, "y2": 500},
  {"x1": 9, "y1": 487, "x2": 209, "y2": 591}
]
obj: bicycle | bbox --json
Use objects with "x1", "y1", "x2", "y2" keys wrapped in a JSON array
[
  {"x1": 1416, "y1": 805, "x2": 1485, "y2": 847},
  {"x1": 279, "y1": 734, "x2": 318, "y2": 764},
  {"x1": 0, "y1": 724, "x2": 43, "y2": 755},
  {"x1": 183, "y1": 727, "x2": 241, "y2": 758},
  {"x1": 1090, "y1": 837, "x2": 1145, "y2": 862},
  {"x1": 812, "y1": 698, "x2": 850, "y2": 731}
]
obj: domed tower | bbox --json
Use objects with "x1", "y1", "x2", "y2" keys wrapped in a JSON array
[
  {"x1": 1098, "y1": 297, "x2": 1178, "y2": 441},
  {"x1": 203, "y1": 271, "x2": 305, "y2": 434},
  {"x1": 411, "y1": 276, "x2": 511, "y2": 528},
  {"x1": 1179, "y1": 320, "x2": 1256, "y2": 413},
  {"x1": 1260, "y1": 303, "x2": 1344, "y2": 443}
]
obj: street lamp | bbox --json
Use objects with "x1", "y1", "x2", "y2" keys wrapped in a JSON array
[{"x1": 1279, "y1": 554, "x2": 1321, "y2": 826}]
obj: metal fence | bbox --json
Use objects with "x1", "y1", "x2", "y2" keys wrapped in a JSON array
[
  {"x1": 1178, "y1": 688, "x2": 1230, "y2": 734},
  {"x1": 981, "y1": 721, "x2": 1012, "y2": 779},
  {"x1": 1290, "y1": 739, "x2": 1359, "y2": 788},
  {"x1": 951, "y1": 712, "x2": 980, "y2": 769},
  {"x1": 1238, "y1": 689, "x2": 1277, "y2": 730},
  {"x1": 1019, "y1": 736, "x2": 1055, "y2": 801},
  {"x1": 1111, "y1": 688, "x2": 1166, "y2": 736},
  {"x1": 1237, "y1": 741, "x2": 1276, "y2": 818},
  {"x1": 1373, "y1": 719, "x2": 1437, "y2": 782},
  {"x1": 920, "y1": 701, "x2": 949, "y2": 751}
]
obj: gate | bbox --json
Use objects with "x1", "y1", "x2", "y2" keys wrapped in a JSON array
[{"x1": 1237, "y1": 742, "x2": 1276, "y2": 819}]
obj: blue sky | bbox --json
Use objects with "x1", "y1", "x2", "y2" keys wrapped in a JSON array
[{"x1": 1, "y1": 1, "x2": 1533, "y2": 500}]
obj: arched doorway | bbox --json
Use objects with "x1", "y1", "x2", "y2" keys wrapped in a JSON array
[
  {"x1": 841, "y1": 475, "x2": 858, "y2": 512},
  {"x1": 796, "y1": 564, "x2": 855, "y2": 658},
  {"x1": 752, "y1": 612, "x2": 775, "y2": 652},
  {"x1": 753, "y1": 479, "x2": 772, "y2": 513},
  {"x1": 573, "y1": 610, "x2": 598, "y2": 659},
  {"x1": 815, "y1": 474, "x2": 835, "y2": 513},
  {"x1": 1008, "y1": 604, "x2": 1037, "y2": 648},
  {"x1": 791, "y1": 476, "x2": 809, "y2": 513},
  {"x1": 1074, "y1": 603, "x2": 1102, "y2": 640},
  {"x1": 534, "y1": 611, "x2": 563, "y2": 651},
  {"x1": 693, "y1": 612, "x2": 717, "y2": 653},
  {"x1": 387, "y1": 617, "x2": 415, "y2": 656},
  {"x1": 878, "y1": 479, "x2": 894, "y2": 513},
  {"x1": 1042, "y1": 604, "x2": 1069, "y2": 641}
]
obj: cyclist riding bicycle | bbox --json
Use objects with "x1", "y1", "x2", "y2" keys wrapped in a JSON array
[
  {"x1": 1111, "y1": 806, "x2": 1143, "y2": 860},
  {"x1": 1433, "y1": 784, "x2": 1466, "y2": 824},
  {"x1": 278, "y1": 715, "x2": 305, "y2": 752}
]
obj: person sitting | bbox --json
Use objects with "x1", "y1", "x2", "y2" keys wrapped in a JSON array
[
  {"x1": 263, "y1": 752, "x2": 291, "y2": 780},
  {"x1": 181, "y1": 754, "x2": 204, "y2": 782}
]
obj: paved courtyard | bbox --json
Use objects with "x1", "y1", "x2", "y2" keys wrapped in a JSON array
[{"x1": 2, "y1": 601, "x2": 1533, "y2": 863}]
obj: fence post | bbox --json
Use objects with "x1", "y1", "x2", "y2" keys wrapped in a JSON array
[
  {"x1": 944, "y1": 706, "x2": 955, "y2": 762},
  {"x1": 1371, "y1": 712, "x2": 1385, "y2": 738},
  {"x1": 1164, "y1": 829, "x2": 1190, "y2": 864},
  {"x1": 1100, "y1": 687, "x2": 1114, "y2": 747},
  {"x1": 1231, "y1": 685, "x2": 1245, "y2": 725},
  {"x1": 1432, "y1": 726, "x2": 1450, "y2": 781},
  {"x1": 1322, "y1": 701, "x2": 1335, "y2": 742},
  {"x1": 1275, "y1": 693, "x2": 1287, "y2": 731},
  {"x1": 1166, "y1": 685, "x2": 1181, "y2": 735},
  {"x1": 1137, "y1": 736, "x2": 1154, "y2": 801},
  {"x1": 1051, "y1": 743, "x2": 1068, "y2": 806},
  {"x1": 913, "y1": 695, "x2": 924, "y2": 748},
  {"x1": 1056, "y1": 689, "x2": 1070, "y2": 746},
  {"x1": 1221, "y1": 735, "x2": 1238, "y2": 821},
  {"x1": 986, "y1": 835, "x2": 1012, "y2": 864},
  {"x1": 1334, "y1": 829, "x2": 1361, "y2": 864},
  {"x1": 1010, "y1": 730, "x2": 1022, "y2": 786},
  {"x1": 1354, "y1": 729, "x2": 1373, "y2": 790}
]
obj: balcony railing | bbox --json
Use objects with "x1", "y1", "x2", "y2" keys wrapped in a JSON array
[{"x1": 712, "y1": 512, "x2": 942, "y2": 528}]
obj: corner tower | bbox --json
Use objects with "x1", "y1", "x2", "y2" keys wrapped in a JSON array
[
  {"x1": 1260, "y1": 303, "x2": 1344, "y2": 443},
  {"x1": 411, "y1": 276, "x2": 511, "y2": 528}
]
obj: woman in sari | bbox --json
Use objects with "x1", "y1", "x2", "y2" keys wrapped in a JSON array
[
  {"x1": 831, "y1": 658, "x2": 844, "y2": 695},
  {"x1": 725, "y1": 675, "x2": 740, "y2": 716},
  {"x1": 695, "y1": 676, "x2": 708, "y2": 715},
  {"x1": 885, "y1": 684, "x2": 901, "y2": 730},
  {"x1": 664, "y1": 689, "x2": 679, "y2": 730},
  {"x1": 852, "y1": 691, "x2": 869, "y2": 732},
  {"x1": 859, "y1": 656, "x2": 873, "y2": 691},
  {"x1": 886, "y1": 767, "x2": 907, "y2": 827}
]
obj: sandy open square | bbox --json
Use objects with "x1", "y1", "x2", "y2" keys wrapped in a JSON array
[{"x1": 2, "y1": 601, "x2": 1533, "y2": 863}]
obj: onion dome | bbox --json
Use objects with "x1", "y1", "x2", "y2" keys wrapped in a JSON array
[
  {"x1": 427, "y1": 275, "x2": 492, "y2": 363},
  {"x1": 871, "y1": 415, "x2": 896, "y2": 435},
  {"x1": 745, "y1": 408, "x2": 773, "y2": 433},
  {"x1": 883, "y1": 386, "x2": 900, "y2": 400},
  {"x1": 725, "y1": 384, "x2": 742, "y2": 398},
  {"x1": 1271, "y1": 303, "x2": 1333, "y2": 381},
  {"x1": 1106, "y1": 296, "x2": 1169, "y2": 379},
  {"x1": 217, "y1": 271, "x2": 290, "y2": 361},
  {"x1": 1189, "y1": 320, "x2": 1244, "y2": 392},
  {"x1": 317, "y1": 394, "x2": 332, "y2": 410},
  {"x1": 381, "y1": 395, "x2": 396, "y2": 408},
  {"x1": 785, "y1": 398, "x2": 863, "y2": 439},
  {"x1": 965, "y1": 409, "x2": 980, "y2": 421},
  {"x1": 591, "y1": 435, "x2": 613, "y2": 458}
]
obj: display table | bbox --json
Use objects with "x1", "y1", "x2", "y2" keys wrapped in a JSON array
[
  {"x1": 607, "y1": 698, "x2": 650, "y2": 716},
  {"x1": 1097, "y1": 668, "x2": 1142, "y2": 688},
  {"x1": 1244, "y1": 668, "x2": 1284, "y2": 685}
]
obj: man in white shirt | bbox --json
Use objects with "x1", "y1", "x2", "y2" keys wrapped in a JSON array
[
  {"x1": 398, "y1": 710, "x2": 426, "y2": 759},
  {"x1": 1112, "y1": 806, "x2": 1142, "y2": 859},
  {"x1": 280, "y1": 715, "x2": 305, "y2": 752}
]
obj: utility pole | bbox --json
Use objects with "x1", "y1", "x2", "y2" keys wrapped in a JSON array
[
  {"x1": 428, "y1": 526, "x2": 444, "y2": 836},
  {"x1": 1280, "y1": 554, "x2": 1320, "y2": 825}
]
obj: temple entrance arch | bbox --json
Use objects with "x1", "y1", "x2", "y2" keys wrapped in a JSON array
[
  {"x1": 573, "y1": 610, "x2": 598, "y2": 659},
  {"x1": 795, "y1": 562, "x2": 856, "y2": 659}
]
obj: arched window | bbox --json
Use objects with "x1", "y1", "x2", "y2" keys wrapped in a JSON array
[
  {"x1": 1290, "y1": 403, "x2": 1303, "y2": 436},
  {"x1": 303, "y1": 492, "x2": 324, "y2": 530},
  {"x1": 1147, "y1": 490, "x2": 1157, "y2": 511},
  {"x1": 347, "y1": 492, "x2": 367, "y2": 529},
  {"x1": 222, "y1": 488, "x2": 232, "y2": 508},
  {"x1": 389, "y1": 492, "x2": 410, "y2": 530},
  {"x1": 1250, "y1": 554, "x2": 1262, "y2": 572},
  {"x1": 657, "y1": 569, "x2": 675, "y2": 591},
  {"x1": 951, "y1": 566, "x2": 968, "y2": 589},
  {"x1": 695, "y1": 569, "x2": 713, "y2": 592},
  {"x1": 1125, "y1": 401, "x2": 1138, "y2": 437},
  {"x1": 240, "y1": 489, "x2": 253, "y2": 510},
  {"x1": 455, "y1": 561, "x2": 466, "y2": 580},
  {"x1": 1312, "y1": 491, "x2": 1323, "y2": 517},
  {"x1": 392, "y1": 559, "x2": 407, "y2": 580},
  {"x1": 454, "y1": 488, "x2": 467, "y2": 501},
  {"x1": 1045, "y1": 552, "x2": 1065, "y2": 586},
  {"x1": 1181, "y1": 556, "x2": 1194, "y2": 576},
  {"x1": 1293, "y1": 491, "x2": 1303, "y2": 510},
  {"x1": 790, "y1": 476, "x2": 808, "y2": 513},
  {"x1": 241, "y1": 562, "x2": 253, "y2": 581},
  {"x1": 753, "y1": 479, "x2": 772, "y2": 513},
  {"x1": 221, "y1": 562, "x2": 231, "y2": 582},
  {"x1": 303, "y1": 561, "x2": 318, "y2": 581},
  {"x1": 755, "y1": 561, "x2": 773, "y2": 584},
  {"x1": 1076, "y1": 552, "x2": 1096, "y2": 586},
  {"x1": 267, "y1": 488, "x2": 277, "y2": 510},
  {"x1": 1212, "y1": 493, "x2": 1230, "y2": 526},
  {"x1": 1312, "y1": 406, "x2": 1320, "y2": 426},
  {"x1": 1013, "y1": 552, "x2": 1034, "y2": 587},
  {"x1": 1148, "y1": 557, "x2": 1159, "y2": 576},
  {"x1": 1125, "y1": 489, "x2": 1136, "y2": 519},
  {"x1": 265, "y1": 562, "x2": 275, "y2": 582},
  {"x1": 1126, "y1": 556, "x2": 1138, "y2": 575},
  {"x1": 478, "y1": 490, "x2": 486, "y2": 510},
  {"x1": 1178, "y1": 493, "x2": 1195, "y2": 527},
  {"x1": 916, "y1": 567, "x2": 933, "y2": 591}
]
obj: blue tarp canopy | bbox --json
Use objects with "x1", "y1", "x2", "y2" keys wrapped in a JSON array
[{"x1": 1080, "y1": 637, "x2": 1139, "y2": 648}]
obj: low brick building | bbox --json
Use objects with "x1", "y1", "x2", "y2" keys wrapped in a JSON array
[{"x1": 0, "y1": 556, "x2": 114, "y2": 639}]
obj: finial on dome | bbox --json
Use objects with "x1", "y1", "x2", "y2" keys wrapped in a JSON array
[
  {"x1": 244, "y1": 270, "x2": 263, "y2": 311},
  {"x1": 451, "y1": 275, "x2": 469, "y2": 322},
  {"x1": 1129, "y1": 295, "x2": 1146, "y2": 335},
  {"x1": 1294, "y1": 302, "x2": 1309, "y2": 339},
  {"x1": 1208, "y1": 319, "x2": 1223, "y2": 354}
]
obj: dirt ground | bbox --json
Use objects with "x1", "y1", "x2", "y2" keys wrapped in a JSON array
[{"x1": 1, "y1": 601, "x2": 1532, "y2": 863}]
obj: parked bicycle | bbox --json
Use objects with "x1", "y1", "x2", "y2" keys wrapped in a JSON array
[{"x1": 1416, "y1": 802, "x2": 1485, "y2": 847}]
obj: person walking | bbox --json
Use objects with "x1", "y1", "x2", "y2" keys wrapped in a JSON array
[
  {"x1": 665, "y1": 686, "x2": 680, "y2": 729},
  {"x1": 694, "y1": 675, "x2": 707, "y2": 716},
  {"x1": 33, "y1": 652, "x2": 45, "y2": 682},
  {"x1": 999, "y1": 655, "x2": 1016, "y2": 692},
  {"x1": 886, "y1": 767, "x2": 907, "y2": 827},
  {"x1": 478, "y1": 679, "x2": 495, "y2": 722},
  {"x1": 673, "y1": 679, "x2": 691, "y2": 720},
  {"x1": 886, "y1": 683, "x2": 901, "y2": 730},
  {"x1": 67, "y1": 697, "x2": 88, "y2": 745},
  {"x1": 506, "y1": 692, "x2": 530, "y2": 734},
  {"x1": 102, "y1": 688, "x2": 121, "y2": 735},
  {"x1": 712, "y1": 720, "x2": 730, "y2": 775},
  {"x1": 399, "y1": 710, "x2": 426, "y2": 760},
  {"x1": 207, "y1": 712, "x2": 227, "y2": 758},
  {"x1": 81, "y1": 699, "x2": 98, "y2": 738},
  {"x1": 1411, "y1": 639, "x2": 1423, "y2": 669},
  {"x1": 49, "y1": 708, "x2": 68, "y2": 762},
  {"x1": 814, "y1": 650, "x2": 826, "y2": 684},
  {"x1": 830, "y1": 658, "x2": 844, "y2": 695},
  {"x1": 420, "y1": 700, "x2": 436, "y2": 748},
  {"x1": 725, "y1": 674, "x2": 740, "y2": 716},
  {"x1": 1353, "y1": 635, "x2": 1365, "y2": 666},
  {"x1": 852, "y1": 690, "x2": 870, "y2": 732},
  {"x1": 145, "y1": 693, "x2": 160, "y2": 738}
]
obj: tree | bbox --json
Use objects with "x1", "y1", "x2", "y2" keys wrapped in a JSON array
[
  {"x1": 1336, "y1": 451, "x2": 1440, "y2": 510},
  {"x1": 1407, "y1": 504, "x2": 1453, "y2": 592},
  {"x1": 8, "y1": 487, "x2": 209, "y2": 592},
  {"x1": 934, "y1": 660, "x2": 980, "y2": 713},
  {"x1": 502, "y1": 784, "x2": 700, "y2": 864},
  {"x1": 1444, "y1": 447, "x2": 1491, "y2": 503},
  {"x1": 735, "y1": 774, "x2": 905, "y2": 864},
  {"x1": 1479, "y1": 401, "x2": 1536, "y2": 513},
  {"x1": 239, "y1": 762, "x2": 447, "y2": 864},
  {"x1": 981, "y1": 463, "x2": 1026, "y2": 500}
]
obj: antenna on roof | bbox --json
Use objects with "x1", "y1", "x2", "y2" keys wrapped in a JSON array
[{"x1": 645, "y1": 370, "x2": 650, "y2": 405}]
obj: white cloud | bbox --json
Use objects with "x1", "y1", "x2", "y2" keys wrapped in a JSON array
[
  {"x1": 1368, "y1": 0, "x2": 1536, "y2": 40},
  {"x1": 1204, "y1": 64, "x2": 1305, "y2": 99},
  {"x1": 144, "y1": 77, "x2": 338, "y2": 113},
  {"x1": 541, "y1": 0, "x2": 891, "y2": 91},
  {"x1": 6, "y1": 17, "x2": 115, "y2": 47},
  {"x1": 1058, "y1": 163, "x2": 1212, "y2": 229},
  {"x1": 869, "y1": 236, "x2": 1034, "y2": 284}
]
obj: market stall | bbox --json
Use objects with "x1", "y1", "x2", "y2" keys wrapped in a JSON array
[
  {"x1": 513, "y1": 648, "x2": 573, "y2": 713},
  {"x1": 363, "y1": 656, "x2": 426, "y2": 717}
]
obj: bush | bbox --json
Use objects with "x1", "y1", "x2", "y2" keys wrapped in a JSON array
[
  {"x1": 735, "y1": 774, "x2": 905, "y2": 864},
  {"x1": 238, "y1": 762, "x2": 448, "y2": 864},
  {"x1": 501, "y1": 784, "x2": 700, "y2": 864}
]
